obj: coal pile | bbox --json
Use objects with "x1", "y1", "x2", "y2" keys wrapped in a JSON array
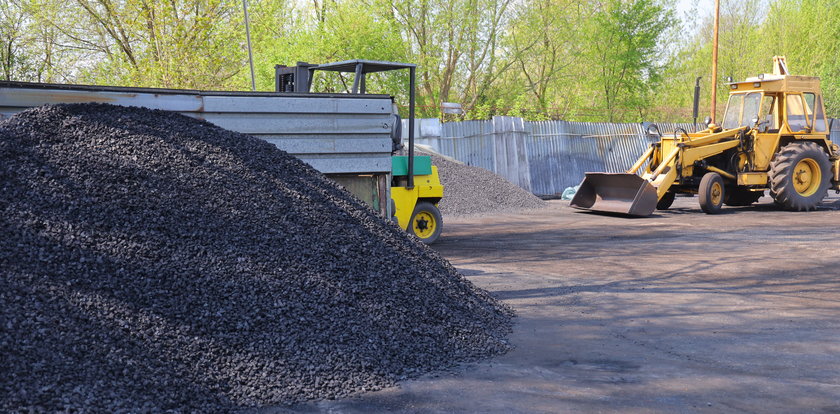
[
  {"x1": 419, "y1": 150, "x2": 547, "y2": 217},
  {"x1": 0, "y1": 104, "x2": 513, "y2": 413}
]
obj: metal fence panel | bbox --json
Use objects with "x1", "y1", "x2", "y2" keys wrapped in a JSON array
[
  {"x1": 0, "y1": 82, "x2": 395, "y2": 175},
  {"x1": 527, "y1": 121, "x2": 606, "y2": 195},
  {"x1": 441, "y1": 120, "x2": 495, "y2": 171},
  {"x1": 411, "y1": 117, "x2": 708, "y2": 196},
  {"x1": 492, "y1": 116, "x2": 532, "y2": 191}
]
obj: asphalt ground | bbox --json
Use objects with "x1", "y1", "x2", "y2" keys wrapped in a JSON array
[{"x1": 269, "y1": 194, "x2": 840, "y2": 413}]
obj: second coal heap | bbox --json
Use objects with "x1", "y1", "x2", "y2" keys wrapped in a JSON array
[
  {"x1": 418, "y1": 150, "x2": 547, "y2": 217},
  {"x1": 0, "y1": 103, "x2": 513, "y2": 412}
]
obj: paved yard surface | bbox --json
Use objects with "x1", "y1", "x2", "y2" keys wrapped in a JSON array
[{"x1": 270, "y1": 195, "x2": 840, "y2": 413}]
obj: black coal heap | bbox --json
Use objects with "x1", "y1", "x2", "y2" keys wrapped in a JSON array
[{"x1": 0, "y1": 103, "x2": 513, "y2": 413}]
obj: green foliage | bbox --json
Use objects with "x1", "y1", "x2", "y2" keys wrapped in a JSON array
[
  {"x1": 67, "y1": 0, "x2": 245, "y2": 89},
  {"x1": 386, "y1": 0, "x2": 514, "y2": 117},
  {"x1": 252, "y1": 1, "x2": 408, "y2": 91},
  {"x1": 0, "y1": 0, "x2": 56, "y2": 82},
  {"x1": 0, "y1": 0, "x2": 30, "y2": 81},
  {"x1": 762, "y1": 0, "x2": 840, "y2": 115},
  {"x1": 1, "y1": 0, "x2": 839, "y2": 120},
  {"x1": 583, "y1": 0, "x2": 675, "y2": 122},
  {"x1": 499, "y1": 0, "x2": 580, "y2": 119},
  {"x1": 653, "y1": 0, "x2": 840, "y2": 121},
  {"x1": 467, "y1": 101, "x2": 494, "y2": 120}
]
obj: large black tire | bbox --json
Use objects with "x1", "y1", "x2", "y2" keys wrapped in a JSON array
[
  {"x1": 408, "y1": 202, "x2": 443, "y2": 244},
  {"x1": 769, "y1": 141, "x2": 831, "y2": 211},
  {"x1": 698, "y1": 172, "x2": 725, "y2": 214},
  {"x1": 768, "y1": 189, "x2": 786, "y2": 206},
  {"x1": 724, "y1": 188, "x2": 763, "y2": 206},
  {"x1": 656, "y1": 192, "x2": 676, "y2": 210}
]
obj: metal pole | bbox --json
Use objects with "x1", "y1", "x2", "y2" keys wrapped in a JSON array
[
  {"x1": 408, "y1": 67, "x2": 416, "y2": 189},
  {"x1": 243, "y1": 0, "x2": 256, "y2": 91},
  {"x1": 710, "y1": 0, "x2": 720, "y2": 126},
  {"x1": 693, "y1": 76, "x2": 702, "y2": 126},
  {"x1": 352, "y1": 63, "x2": 363, "y2": 94}
]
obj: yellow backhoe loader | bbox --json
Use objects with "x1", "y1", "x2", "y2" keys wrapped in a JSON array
[{"x1": 571, "y1": 57, "x2": 840, "y2": 216}]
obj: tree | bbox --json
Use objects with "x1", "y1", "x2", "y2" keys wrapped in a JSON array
[
  {"x1": 656, "y1": 0, "x2": 766, "y2": 121},
  {"x1": 502, "y1": 0, "x2": 582, "y2": 119},
  {"x1": 659, "y1": 0, "x2": 840, "y2": 121},
  {"x1": 251, "y1": 0, "x2": 409, "y2": 102},
  {"x1": 0, "y1": 0, "x2": 33, "y2": 81},
  {"x1": 386, "y1": 0, "x2": 513, "y2": 118},
  {"x1": 762, "y1": 0, "x2": 840, "y2": 115},
  {"x1": 8, "y1": 0, "x2": 837, "y2": 123},
  {"x1": 36, "y1": 0, "x2": 248, "y2": 89},
  {"x1": 584, "y1": 0, "x2": 675, "y2": 122}
]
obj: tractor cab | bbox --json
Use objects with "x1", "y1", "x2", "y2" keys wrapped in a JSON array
[{"x1": 722, "y1": 57, "x2": 829, "y2": 136}]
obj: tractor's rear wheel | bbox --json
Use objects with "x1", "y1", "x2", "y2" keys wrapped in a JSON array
[
  {"x1": 698, "y1": 172, "x2": 725, "y2": 214},
  {"x1": 656, "y1": 192, "x2": 676, "y2": 210},
  {"x1": 725, "y1": 188, "x2": 763, "y2": 206},
  {"x1": 769, "y1": 141, "x2": 830, "y2": 211},
  {"x1": 408, "y1": 202, "x2": 443, "y2": 244}
]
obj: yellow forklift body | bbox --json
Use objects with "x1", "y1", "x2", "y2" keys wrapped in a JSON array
[{"x1": 391, "y1": 166, "x2": 444, "y2": 229}]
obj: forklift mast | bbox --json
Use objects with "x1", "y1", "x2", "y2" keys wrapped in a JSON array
[{"x1": 274, "y1": 60, "x2": 418, "y2": 188}]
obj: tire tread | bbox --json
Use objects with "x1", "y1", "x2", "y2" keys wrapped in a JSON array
[{"x1": 768, "y1": 141, "x2": 830, "y2": 211}]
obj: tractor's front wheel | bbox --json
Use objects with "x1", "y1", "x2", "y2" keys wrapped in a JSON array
[
  {"x1": 408, "y1": 202, "x2": 443, "y2": 244},
  {"x1": 769, "y1": 141, "x2": 830, "y2": 211},
  {"x1": 698, "y1": 172, "x2": 725, "y2": 214}
]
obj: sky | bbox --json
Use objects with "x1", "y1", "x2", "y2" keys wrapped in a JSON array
[
  {"x1": 677, "y1": 0, "x2": 716, "y2": 16},
  {"x1": 676, "y1": 0, "x2": 717, "y2": 35}
]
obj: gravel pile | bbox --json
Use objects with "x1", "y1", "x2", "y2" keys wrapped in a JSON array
[
  {"x1": 418, "y1": 150, "x2": 547, "y2": 217},
  {"x1": 0, "y1": 104, "x2": 513, "y2": 413}
]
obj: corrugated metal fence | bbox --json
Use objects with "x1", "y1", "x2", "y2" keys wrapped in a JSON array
[
  {"x1": 0, "y1": 82, "x2": 396, "y2": 175},
  {"x1": 411, "y1": 117, "x2": 701, "y2": 195},
  {"x1": 411, "y1": 117, "x2": 840, "y2": 196}
]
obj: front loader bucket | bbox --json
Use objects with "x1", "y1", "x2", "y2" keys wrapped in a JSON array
[{"x1": 570, "y1": 173, "x2": 659, "y2": 217}]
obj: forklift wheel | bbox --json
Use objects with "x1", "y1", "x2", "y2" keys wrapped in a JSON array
[
  {"x1": 698, "y1": 172, "x2": 725, "y2": 214},
  {"x1": 409, "y1": 202, "x2": 443, "y2": 244}
]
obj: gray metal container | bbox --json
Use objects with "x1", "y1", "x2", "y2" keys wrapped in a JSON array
[{"x1": 0, "y1": 82, "x2": 396, "y2": 214}]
